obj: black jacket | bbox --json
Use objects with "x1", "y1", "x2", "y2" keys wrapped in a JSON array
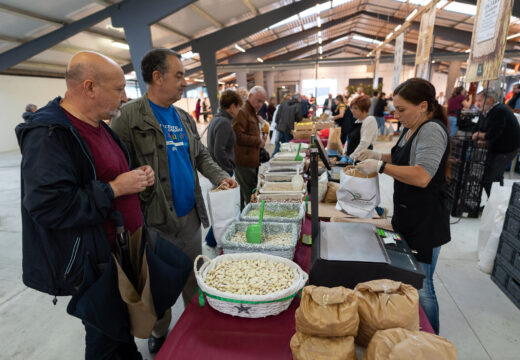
[
  {"x1": 15, "y1": 97, "x2": 124, "y2": 296},
  {"x1": 22, "y1": 111, "x2": 34, "y2": 122},
  {"x1": 374, "y1": 98, "x2": 387, "y2": 117},
  {"x1": 275, "y1": 99, "x2": 303, "y2": 134},
  {"x1": 476, "y1": 103, "x2": 520, "y2": 154},
  {"x1": 323, "y1": 98, "x2": 337, "y2": 113}
]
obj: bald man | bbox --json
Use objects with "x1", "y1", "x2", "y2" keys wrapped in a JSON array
[{"x1": 15, "y1": 51, "x2": 152, "y2": 359}]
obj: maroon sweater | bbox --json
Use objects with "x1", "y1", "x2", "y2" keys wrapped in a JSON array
[{"x1": 64, "y1": 109, "x2": 144, "y2": 246}]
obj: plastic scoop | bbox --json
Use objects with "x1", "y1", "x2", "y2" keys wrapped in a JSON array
[
  {"x1": 246, "y1": 200, "x2": 265, "y2": 244},
  {"x1": 294, "y1": 143, "x2": 303, "y2": 161}
]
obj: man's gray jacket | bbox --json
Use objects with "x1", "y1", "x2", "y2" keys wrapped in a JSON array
[
  {"x1": 111, "y1": 95, "x2": 229, "y2": 235},
  {"x1": 275, "y1": 99, "x2": 303, "y2": 134}
]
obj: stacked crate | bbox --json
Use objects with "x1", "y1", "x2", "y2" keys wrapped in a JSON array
[
  {"x1": 447, "y1": 136, "x2": 488, "y2": 218},
  {"x1": 492, "y1": 183, "x2": 520, "y2": 309}
]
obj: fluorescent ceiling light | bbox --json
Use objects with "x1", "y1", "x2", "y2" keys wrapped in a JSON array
[
  {"x1": 235, "y1": 44, "x2": 246, "y2": 52},
  {"x1": 318, "y1": 31, "x2": 322, "y2": 37},
  {"x1": 353, "y1": 34, "x2": 382, "y2": 45},
  {"x1": 317, "y1": 16, "x2": 321, "y2": 27},
  {"x1": 193, "y1": 79, "x2": 204, "y2": 83},
  {"x1": 181, "y1": 51, "x2": 198, "y2": 60},
  {"x1": 394, "y1": 25, "x2": 402, "y2": 32},
  {"x1": 318, "y1": 46, "x2": 323, "y2": 54},
  {"x1": 507, "y1": 33, "x2": 520, "y2": 40},
  {"x1": 406, "y1": 9, "x2": 418, "y2": 21},
  {"x1": 386, "y1": 32, "x2": 394, "y2": 39},
  {"x1": 464, "y1": 48, "x2": 471, "y2": 53},
  {"x1": 318, "y1": 37, "x2": 322, "y2": 44},
  {"x1": 444, "y1": 2, "x2": 476, "y2": 16},
  {"x1": 112, "y1": 41, "x2": 129, "y2": 50},
  {"x1": 269, "y1": 15, "x2": 299, "y2": 30},
  {"x1": 257, "y1": 57, "x2": 264, "y2": 63}
]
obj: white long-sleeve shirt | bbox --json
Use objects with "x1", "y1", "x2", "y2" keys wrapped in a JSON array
[{"x1": 351, "y1": 115, "x2": 378, "y2": 156}]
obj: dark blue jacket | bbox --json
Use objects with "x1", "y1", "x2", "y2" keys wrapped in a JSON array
[{"x1": 15, "y1": 97, "x2": 126, "y2": 296}]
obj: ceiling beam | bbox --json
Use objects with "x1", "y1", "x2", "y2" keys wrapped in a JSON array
[
  {"x1": 190, "y1": 4, "x2": 224, "y2": 28},
  {"x1": 0, "y1": 3, "x2": 125, "y2": 42},
  {"x1": 0, "y1": 2, "x2": 122, "y2": 72},
  {"x1": 242, "y1": 0, "x2": 259, "y2": 15}
]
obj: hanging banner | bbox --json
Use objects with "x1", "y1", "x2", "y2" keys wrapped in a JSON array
[
  {"x1": 392, "y1": 33, "x2": 404, "y2": 90},
  {"x1": 373, "y1": 50, "x2": 380, "y2": 88},
  {"x1": 466, "y1": 0, "x2": 513, "y2": 82},
  {"x1": 414, "y1": 5, "x2": 436, "y2": 80}
]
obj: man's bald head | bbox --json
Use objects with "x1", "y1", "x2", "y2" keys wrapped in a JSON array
[
  {"x1": 65, "y1": 51, "x2": 123, "y2": 89},
  {"x1": 62, "y1": 51, "x2": 127, "y2": 123}
]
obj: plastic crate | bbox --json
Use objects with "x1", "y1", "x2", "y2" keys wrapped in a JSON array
[
  {"x1": 503, "y1": 206, "x2": 520, "y2": 239},
  {"x1": 491, "y1": 256, "x2": 520, "y2": 310},
  {"x1": 497, "y1": 232, "x2": 520, "y2": 270},
  {"x1": 510, "y1": 183, "x2": 520, "y2": 209}
]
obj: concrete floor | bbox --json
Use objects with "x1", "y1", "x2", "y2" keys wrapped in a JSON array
[{"x1": 1, "y1": 132, "x2": 520, "y2": 359}]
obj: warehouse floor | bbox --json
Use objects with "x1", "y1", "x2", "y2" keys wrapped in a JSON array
[{"x1": 1, "y1": 132, "x2": 520, "y2": 359}]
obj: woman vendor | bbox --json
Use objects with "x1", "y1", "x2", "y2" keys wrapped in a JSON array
[
  {"x1": 345, "y1": 95, "x2": 378, "y2": 157},
  {"x1": 356, "y1": 78, "x2": 451, "y2": 335},
  {"x1": 332, "y1": 95, "x2": 355, "y2": 144}
]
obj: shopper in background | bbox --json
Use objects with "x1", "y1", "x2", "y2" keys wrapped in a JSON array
[
  {"x1": 267, "y1": 96, "x2": 276, "y2": 123},
  {"x1": 273, "y1": 93, "x2": 302, "y2": 155},
  {"x1": 323, "y1": 93, "x2": 337, "y2": 113},
  {"x1": 202, "y1": 97, "x2": 209, "y2": 123},
  {"x1": 447, "y1": 86, "x2": 472, "y2": 136},
  {"x1": 506, "y1": 84, "x2": 520, "y2": 113},
  {"x1": 473, "y1": 89, "x2": 520, "y2": 198},
  {"x1": 259, "y1": 100, "x2": 268, "y2": 120},
  {"x1": 374, "y1": 92, "x2": 388, "y2": 135},
  {"x1": 111, "y1": 48, "x2": 235, "y2": 353},
  {"x1": 368, "y1": 90, "x2": 378, "y2": 116},
  {"x1": 237, "y1": 87, "x2": 248, "y2": 102},
  {"x1": 356, "y1": 77, "x2": 451, "y2": 335},
  {"x1": 347, "y1": 95, "x2": 377, "y2": 157},
  {"x1": 332, "y1": 95, "x2": 355, "y2": 144},
  {"x1": 22, "y1": 103, "x2": 37, "y2": 122},
  {"x1": 350, "y1": 87, "x2": 364, "y2": 102},
  {"x1": 437, "y1": 91, "x2": 446, "y2": 106},
  {"x1": 233, "y1": 85, "x2": 267, "y2": 209},
  {"x1": 16, "y1": 51, "x2": 151, "y2": 359},
  {"x1": 195, "y1": 98, "x2": 201, "y2": 122},
  {"x1": 301, "y1": 95, "x2": 310, "y2": 118}
]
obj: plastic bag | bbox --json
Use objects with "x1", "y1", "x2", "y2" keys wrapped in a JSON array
[
  {"x1": 354, "y1": 279, "x2": 419, "y2": 346},
  {"x1": 336, "y1": 167, "x2": 380, "y2": 218},
  {"x1": 295, "y1": 285, "x2": 359, "y2": 337},
  {"x1": 478, "y1": 180, "x2": 517, "y2": 273},
  {"x1": 363, "y1": 328, "x2": 457, "y2": 360},
  {"x1": 290, "y1": 332, "x2": 356, "y2": 360},
  {"x1": 206, "y1": 187, "x2": 241, "y2": 246}
]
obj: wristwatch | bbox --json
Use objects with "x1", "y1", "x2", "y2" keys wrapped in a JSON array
[{"x1": 378, "y1": 161, "x2": 387, "y2": 174}]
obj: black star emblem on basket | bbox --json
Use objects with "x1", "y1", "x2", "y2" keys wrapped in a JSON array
[{"x1": 234, "y1": 304, "x2": 251, "y2": 315}]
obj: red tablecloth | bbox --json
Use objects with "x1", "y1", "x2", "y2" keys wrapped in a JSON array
[{"x1": 156, "y1": 217, "x2": 433, "y2": 360}]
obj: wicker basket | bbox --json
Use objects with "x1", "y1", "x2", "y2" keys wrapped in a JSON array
[
  {"x1": 195, "y1": 253, "x2": 308, "y2": 318},
  {"x1": 221, "y1": 221, "x2": 299, "y2": 259},
  {"x1": 241, "y1": 202, "x2": 305, "y2": 228}
]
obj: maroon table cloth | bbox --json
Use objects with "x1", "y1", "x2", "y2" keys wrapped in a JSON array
[{"x1": 156, "y1": 217, "x2": 434, "y2": 360}]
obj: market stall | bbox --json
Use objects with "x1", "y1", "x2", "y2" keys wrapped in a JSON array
[{"x1": 155, "y1": 217, "x2": 435, "y2": 360}]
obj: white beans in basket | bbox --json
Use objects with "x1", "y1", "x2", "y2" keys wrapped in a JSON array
[
  {"x1": 230, "y1": 231, "x2": 293, "y2": 246},
  {"x1": 205, "y1": 259, "x2": 295, "y2": 295}
]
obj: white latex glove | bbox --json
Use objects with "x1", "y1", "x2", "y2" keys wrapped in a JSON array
[
  {"x1": 355, "y1": 149, "x2": 382, "y2": 161},
  {"x1": 356, "y1": 159, "x2": 382, "y2": 175}
]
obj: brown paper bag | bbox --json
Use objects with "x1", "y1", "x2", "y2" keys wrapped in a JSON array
[
  {"x1": 328, "y1": 127, "x2": 343, "y2": 152},
  {"x1": 295, "y1": 285, "x2": 359, "y2": 337},
  {"x1": 324, "y1": 182, "x2": 340, "y2": 203},
  {"x1": 363, "y1": 328, "x2": 457, "y2": 360},
  {"x1": 354, "y1": 279, "x2": 419, "y2": 346},
  {"x1": 290, "y1": 332, "x2": 357, "y2": 360}
]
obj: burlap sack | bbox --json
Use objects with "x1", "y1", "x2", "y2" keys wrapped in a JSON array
[
  {"x1": 363, "y1": 328, "x2": 457, "y2": 360},
  {"x1": 324, "y1": 182, "x2": 340, "y2": 203},
  {"x1": 354, "y1": 279, "x2": 419, "y2": 346},
  {"x1": 295, "y1": 285, "x2": 359, "y2": 337},
  {"x1": 290, "y1": 332, "x2": 357, "y2": 360}
]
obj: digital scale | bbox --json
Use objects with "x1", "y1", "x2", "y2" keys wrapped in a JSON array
[{"x1": 307, "y1": 136, "x2": 425, "y2": 289}]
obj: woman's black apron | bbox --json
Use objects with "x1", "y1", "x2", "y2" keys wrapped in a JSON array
[
  {"x1": 334, "y1": 105, "x2": 354, "y2": 144},
  {"x1": 390, "y1": 119, "x2": 451, "y2": 264},
  {"x1": 346, "y1": 121, "x2": 373, "y2": 157}
]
